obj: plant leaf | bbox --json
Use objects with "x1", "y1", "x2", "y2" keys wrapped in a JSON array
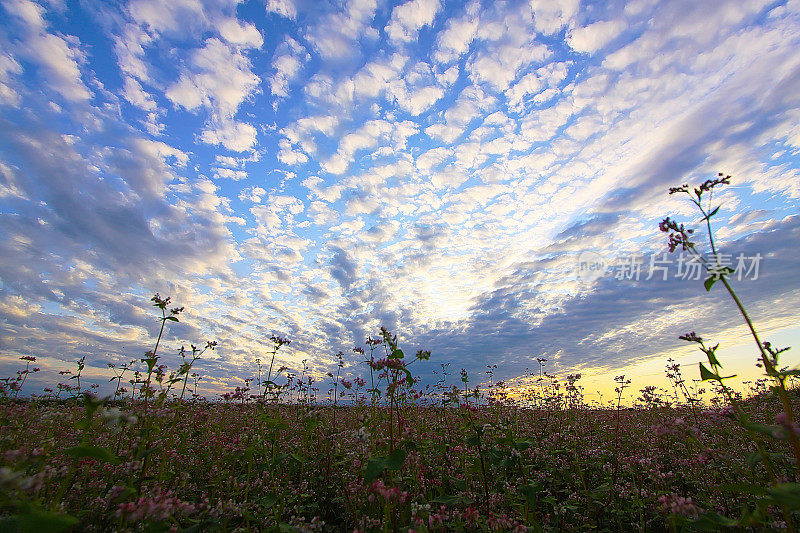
[
  {"x1": 767, "y1": 483, "x2": 800, "y2": 510},
  {"x1": 699, "y1": 362, "x2": 719, "y2": 381},
  {"x1": 63, "y1": 445, "x2": 121, "y2": 465},
  {"x1": 364, "y1": 458, "x2": 387, "y2": 482},
  {"x1": 386, "y1": 448, "x2": 407, "y2": 470},
  {"x1": 8, "y1": 509, "x2": 79, "y2": 533}
]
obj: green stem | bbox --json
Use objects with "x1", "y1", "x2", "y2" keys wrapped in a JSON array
[{"x1": 720, "y1": 277, "x2": 800, "y2": 477}]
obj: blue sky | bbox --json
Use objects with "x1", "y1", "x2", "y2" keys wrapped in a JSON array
[{"x1": 1, "y1": 0, "x2": 799, "y2": 399}]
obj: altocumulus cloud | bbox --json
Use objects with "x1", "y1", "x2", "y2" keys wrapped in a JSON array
[{"x1": 0, "y1": 0, "x2": 799, "y2": 395}]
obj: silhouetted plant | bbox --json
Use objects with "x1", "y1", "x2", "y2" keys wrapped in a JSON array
[{"x1": 661, "y1": 174, "x2": 800, "y2": 528}]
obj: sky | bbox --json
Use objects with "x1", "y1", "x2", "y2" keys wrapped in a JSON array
[{"x1": 0, "y1": 0, "x2": 799, "y2": 402}]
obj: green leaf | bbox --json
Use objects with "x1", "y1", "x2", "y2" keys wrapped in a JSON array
[
  {"x1": 364, "y1": 449, "x2": 407, "y2": 482},
  {"x1": 590, "y1": 483, "x2": 611, "y2": 498},
  {"x1": 432, "y1": 494, "x2": 474, "y2": 507},
  {"x1": 698, "y1": 363, "x2": 735, "y2": 381},
  {"x1": 500, "y1": 457, "x2": 517, "y2": 469},
  {"x1": 767, "y1": 483, "x2": 800, "y2": 510},
  {"x1": 142, "y1": 357, "x2": 157, "y2": 373},
  {"x1": 741, "y1": 420, "x2": 781, "y2": 438},
  {"x1": 704, "y1": 276, "x2": 718, "y2": 291},
  {"x1": 7, "y1": 509, "x2": 79, "y2": 533},
  {"x1": 63, "y1": 445, "x2": 121, "y2": 465},
  {"x1": 389, "y1": 348, "x2": 404, "y2": 359},
  {"x1": 713, "y1": 482, "x2": 767, "y2": 495},
  {"x1": 704, "y1": 347, "x2": 721, "y2": 368},
  {"x1": 699, "y1": 362, "x2": 719, "y2": 381},
  {"x1": 364, "y1": 458, "x2": 387, "y2": 482},
  {"x1": 165, "y1": 316, "x2": 179, "y2": 322},
  {"x1": 703, "y1": 206, "x2": 720, "y2": 220},
  {"x1": 260, "y1": 493, "x2": 279, "y2": 509},
  {"x1": 690, "y1": 512, "x2": 739, "y2": 530},
  {"x1": 518, "y1": 483, "x2": 538, "y2": 504},
  {"x1": 386, "y1": 448, "x2": 407, "y2": 470},
  {"x1": 746, "y1": 451, "x2": 762, "y2": 471}
]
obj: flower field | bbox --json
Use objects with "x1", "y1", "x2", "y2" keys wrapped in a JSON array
[{"x1": 1, "y1": 368, "x2": 799, "y2": 532}]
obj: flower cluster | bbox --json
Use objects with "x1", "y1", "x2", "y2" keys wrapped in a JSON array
[
  {"x1": 116, "y1": 490, "x2": 196, "y2": 522},
  {"x1": 367, "y1": 358, "x2": 406, "y2": 371},
  {"x1": 658, "y1": 493, "x2": 700, "y2": 517},
  {"x1": 658, "y1": 217, "x2": 696, "y2": 253},
  {"x1": 369, "y1": 479, "x2": 408, "y2": 504}
]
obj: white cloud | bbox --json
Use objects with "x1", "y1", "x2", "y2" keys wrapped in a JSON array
[
  {"x1": 217, "y1": 18, "x2": 264, "y2": 49},
  {"x1": 200, "y1": 120, "x2": 258, "y2": 152},
  {"x1": 127, "y1": 0, "x2": 207, "y2": 34},
  {"x1": 529, "y1": 0, "x2": 579, "y2": 35},
  {"x1": 282, "y1": 114, "x2": 340, "y2": 157},
  {"x1": 142, "y1": 112, "x2": 165, "y2": 136},
  {"x1": 426, "y1": 123, "x2": 462, "y2": 143},
  {"x1": 27, "y1": 33, "x2": 91, "y2": 102},
  {"x1": 568, "y1": 20, "x2": 626, "y2": 53},
  {"x1": 214, "y1": 168, "x2": 248, "y2": 180},
  {"x1": 167, "y1": 38, "x2": 259, "y2": 117},
  {"x1": 416, "y1": 147, "x2": 451, "y2": 171},
  {"x1": 395, "y1": 84, "x2": 444, "y2": 115},
  {"x1": 133, "y1": 138, "x2": 189, "y2": 167},
  {"x1": 0, "y1": 53, "x2": 23, "y2": 105},
  {"x1": 335, "y1": 120, "x2": 391, "y2": 161},
  {"x1": 166, "y1": 38, "x2": 260, "y2": 151},
  {"x1": 430, "y1": 166, "x2": 469, "y2": 189},
  {"x1": 113, "y1": 24, "x2": 153, "y2": 82},
  {"x1": 4, "y1": 0, "x2": 46, "y2": 30},
  {"x1": 433, "y1": 4, "x2": 479, "y2": 63},
  {"x1": 426, "y1": 85, "x2": 497, "y2": 143},
  {"x1": 0, "y1": 161, "x2": 26, "y2": 199},
  {"x1": 505, "y1": 71, "x2": 542, "y2": 110},
  {"x1": 6, "y1": 1, "x2": 92, "y2": 103},
  {"x1": 122, "y1": 76, "x2": 157, "y2": 111},
  {"x1": 239, "y1": 186, "x2": 267, "y2": 203},
  {"x1": 437, "y1": 65, "x2": 459, "y2": 86},
  {"x1": 277, "y1": 139, "x2": 310, "y2": 165},
  {"x1": 270, "y1": 38, "x2": 308, "y2": 99},
  {"x1": 321, "y1": 120, "x2": 417, "y2": 175},
  {"x1": 468, "y1": 39, "x2": 550, "y2": 91},
  {"x1": 265, "y1": 0, "x2": 297, "y2": 20},
  {"x1": 103, "y1": 137, "x2": 189, "y2": 198},
  {"x1": 305, "y1": 0, "x2": 378, "y2": 59},
  {"x1": 386, "y1": 0, "x2": 441, "y2": 44}
]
